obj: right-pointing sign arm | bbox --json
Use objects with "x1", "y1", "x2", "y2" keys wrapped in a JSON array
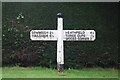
[{"x1": 63, "y1": 30, "x2": 96, "y2": 41}]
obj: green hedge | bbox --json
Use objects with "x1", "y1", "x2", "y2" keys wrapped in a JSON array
[{"x1": 2, "y1": 2, "x2": 118, "y2": 69}]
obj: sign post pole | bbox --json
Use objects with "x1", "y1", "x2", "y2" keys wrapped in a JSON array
[
  {"x1": 57, "y1": 13, "x2": 64, "y2": 72},
  {"x1": 30, "y1": 13, "x2": 96, "y2": 73}
]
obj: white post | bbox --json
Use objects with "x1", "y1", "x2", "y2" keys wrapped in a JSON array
[{"x1": 57, "y1": 13, "x2": 64, "y2": 72}]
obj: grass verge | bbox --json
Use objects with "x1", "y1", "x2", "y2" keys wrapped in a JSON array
[{"x1": 2, "y1": 67, "x2": 118, "y2": 78}]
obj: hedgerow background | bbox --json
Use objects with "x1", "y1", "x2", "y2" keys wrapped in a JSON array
[{"x1": 2, "y1": 2, "x2": 118, "y2": 69}]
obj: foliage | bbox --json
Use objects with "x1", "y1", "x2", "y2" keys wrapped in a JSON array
[{"x1": 2, "y1": 2, "x2": 118, "y2": 68}]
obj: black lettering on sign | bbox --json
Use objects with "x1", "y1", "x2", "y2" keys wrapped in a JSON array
[{"x1": 49, "y1": 31, "x2": 54, "y2": 38}]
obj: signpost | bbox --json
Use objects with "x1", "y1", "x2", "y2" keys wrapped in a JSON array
[
  {"x1": 30, "y1": 30, "x2": 95, "y2": 41},
  {"x1": 30, "y1": 13, "x2": 96, "y2": 72}
]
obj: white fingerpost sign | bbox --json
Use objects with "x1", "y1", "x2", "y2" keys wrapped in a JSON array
[
  {"x1": 30, "y1": 13, "x2": 96, "y2": 72},
  {"x1": 57, "y1": 14, "x2": 64, "y2": 65}
]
